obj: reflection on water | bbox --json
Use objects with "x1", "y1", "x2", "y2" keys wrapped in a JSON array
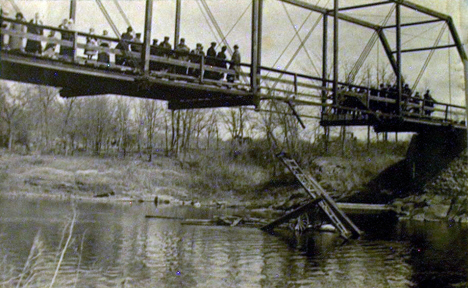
[{"x1": 0, "y1": 198, "x2": 466, "y2": 287}]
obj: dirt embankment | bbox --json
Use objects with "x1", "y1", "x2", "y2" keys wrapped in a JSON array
[{"x1": 0, "y1": 152, "x2": 403, "y2": 210}]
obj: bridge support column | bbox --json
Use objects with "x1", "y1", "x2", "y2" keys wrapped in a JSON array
[
  {"x1": 322, "y1": 14, "x2": 328, "y2": 119},
  {"x1": 251, "y1": 0, "x2": 259, "y2": 95},
  {"x1": 396, "y1": 3, "x2": 402, "y2": 115},
  {"x1": 142, "y1": 0, "x2": 154, "y2": 73},
  {"x1": 333, "y1": 0, "x2": 339, "y2": 107},
  {"x1": 69, "y1": 0, "x2": 77, "y2": 21},
  {"x1": 174, "y1": 0, "x2": 181, "y2": 48}
]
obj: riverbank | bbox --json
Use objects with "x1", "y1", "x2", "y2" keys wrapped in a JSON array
[
  {"x1": 390, "y1": 156, "x2": 468, "y2": 222},
  {"x1": 0, "y1": 151, "x2": 403, "y2": 209}
]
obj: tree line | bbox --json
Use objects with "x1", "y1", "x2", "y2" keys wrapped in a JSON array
[{"x1": 0, "y1": 81, "x2": 318, "y2": 160}]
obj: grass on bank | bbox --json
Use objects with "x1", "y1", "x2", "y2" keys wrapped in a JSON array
[{"x1": 0, "y1": 139, "x2": 407, "y2": 205}]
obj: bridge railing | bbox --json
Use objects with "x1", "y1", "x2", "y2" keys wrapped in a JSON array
[
  {"x1": 322, "y1": 89, "x2": 466, "y2": 127},
  {"x1": 0, "y1": 17, "x2": 249, "y2": 85},
  {"x1": 0, "y1": 16, "x2": 337, "y2": 100}
]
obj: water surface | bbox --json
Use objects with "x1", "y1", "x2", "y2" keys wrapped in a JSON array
[{"x1": 0, "y1": 198, "x2": 466, "y2": 287}]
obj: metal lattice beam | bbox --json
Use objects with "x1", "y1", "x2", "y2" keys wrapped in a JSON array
[
  {"x1": 278, "y1": 0, "x2": 380, "y2": 30},
  {"x1": 338, "y1": 1, "x2": 392, "y2": 11}
]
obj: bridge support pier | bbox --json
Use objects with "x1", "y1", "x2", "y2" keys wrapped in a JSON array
[{"x1": 361, "y1": 128, "x2": 468, "y2": 203}]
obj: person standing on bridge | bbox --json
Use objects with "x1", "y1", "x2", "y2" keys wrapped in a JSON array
[
  {"x1": 423, "y1": 90, "x2": 435, "y2": 116},
  {"x1": 9, "y1": 12, "x2": 26, "y2": 52},
  {"x1": 97, "y1": 30, "x2": 110, "y2": 64},
  {"x1": 85, "y1": 28, "x2": 98, "y2": 60},
  {"x1": 122, "y1": 26, "x2": 134, "y2": 42},
  {"x1": 216, "y1": 45, "x2": 228, "y2": 81},
  {"x1": 227, "y1": 44, "x2": 241, "y2": 83},
  {"x1": 159, "y1": 36, "x2": 171, "y2": 52},
  {"x1": 205, "y1": 42, "x2": 217, "y2": 80},
  {"x1": 131, "y1": 32, "x2": 142, "y2": 53},
  {"x1": 175, "y1": 38, "x2": 190, "y2": 75},
  {"x1": 159, "y1": 36, "x2": 172, "y2": 72},
  {"x1": 149, "y1": 39, "x2": 159, "y2": 70},
  {"x1": 43, "y1": 30, "x2": 58, "y2": 58},
  {"x1": 58, "y1": 18, "x2": 68, "y2": 57},
  {"x1": 25, "y1": 13, "x2": 43, "y2": 55},
  {"x1": 59, "y1": 19, "x2": 75, "y2": 60},
  {"x1": 116, "y1": 27, "x2": 134, "y2": 67}
]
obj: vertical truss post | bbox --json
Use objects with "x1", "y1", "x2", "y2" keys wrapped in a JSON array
[
  {"x1": 333, "y1": 0, "x2": 339, "y2": 108},
  {"x1": 294, "y1": 73, "x2": 298, "y2": 96},
  {"x1": 174, "y1": 0, "x2": 181, "y2": 48},
  {"x1": 69, "y1": 0, "x2": 77, "y2": 21},
  {"x1": 257, "y1": 0, "x2": 263, "y2": 95},
  {"x1": 251, "y1": 0, "x2": 259, "y2": 94},
  {"x1": 396, "y1": 2, "x2": 402, "y2": 115},
  {"x1": 322, "y1": 14, "x2": 328, "y2": 120},
  {"x1": 200, "y1": 54, "x2": 205, "y2": 83},
  {"x1": 72, "y1": 31, "x2": 78, "y2": 62},
  {"x1": 142, "y1": 0, "x2": 153, "y2": 73}
]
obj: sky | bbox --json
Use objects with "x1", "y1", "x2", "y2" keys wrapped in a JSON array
[{"x1": 1, "y1": 0, "x2": 467, "y2": 139}]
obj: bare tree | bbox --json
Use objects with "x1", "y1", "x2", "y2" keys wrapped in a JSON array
[
  {"x1": 223, "y1": 107, "x2": 251, "y2": 141},
  {"x1": 80, "y1": 97, "x2": 114, "y2": 155},
  {"x1": 141, "y1": 100, "x2": 162, "y2": 161},
  {"x1": 0, "y1": 83, "x2": 30, "y2": 151},
  {"x1": 59, "y1": 98, "x2": 76, "y2": 155},
  {"x1": 115, "y1": 97, "x2": 132, "y2": 157},
  {"x1": 29, "y1": 86, "x2": 59, "y2": 151}
]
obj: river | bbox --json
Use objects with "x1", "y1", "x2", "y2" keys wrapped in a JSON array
[{"x1": 0, "y1": 198, "x2": 466, "y2": 287}]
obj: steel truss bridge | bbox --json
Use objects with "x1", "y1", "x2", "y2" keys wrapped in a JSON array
[{"x1": 0, "y1": 0, "x2": 467, "y2": 133}]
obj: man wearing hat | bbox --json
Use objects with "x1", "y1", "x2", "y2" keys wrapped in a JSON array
[
  {"x1": 175, "y1": 38, "x2": 190, "y2": 74},
  {"x1": 189, "y1": 43, "x2": 205, "y2": 77},
  {"x1": 158, "y1": 36, "x2": 172, "y2": 71},
  {"x1": 205, "y1": 42, "x2": 217, "y2": 79},
  {"x1": 228, "y1": 44, "x2": 241, "y2": 83},
  {"x1": 216, "y1": 46, "x2": 228, "y2": 80},
  {"x1": 159, "y1": 36, "x2": 171, "y2": 50}
]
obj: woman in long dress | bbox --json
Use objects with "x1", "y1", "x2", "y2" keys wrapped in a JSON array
[{"x1": 9, "y1": 12, "x2": 26, "y2": 52}]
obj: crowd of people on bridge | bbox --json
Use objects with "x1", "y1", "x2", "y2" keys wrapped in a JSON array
[
  {"x1": 0, "y1": 11, "x2": 242, "y2": 82},
  {"x1": 333, "y1": 82, "x2": 436, "y2": 118}
]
